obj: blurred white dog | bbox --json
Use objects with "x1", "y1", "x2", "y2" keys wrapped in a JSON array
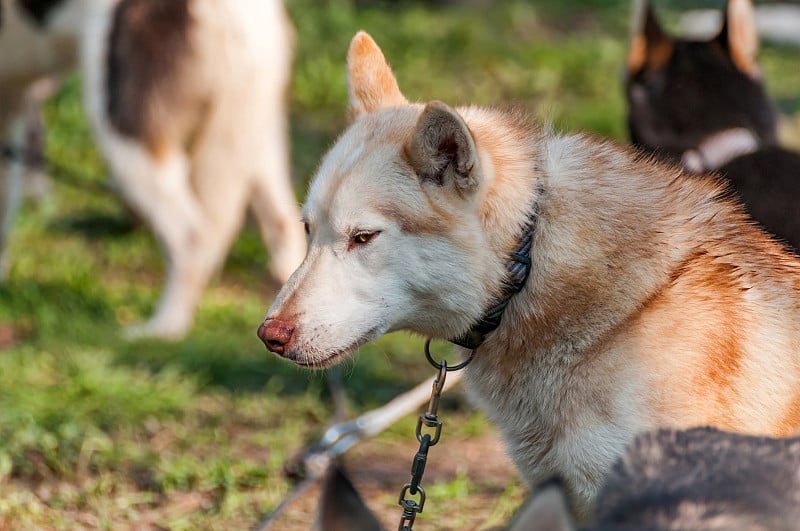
[{"x1": 0, "y1": 0, "x2": 305, "y2": 338}]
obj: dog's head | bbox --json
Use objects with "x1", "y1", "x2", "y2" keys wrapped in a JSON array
[
  {"x1": 258, "y1": 32, "x2": 509, "y2": 368},
  {"x1": 625, "y1": 0, "x2": 777, "y2": 164}
]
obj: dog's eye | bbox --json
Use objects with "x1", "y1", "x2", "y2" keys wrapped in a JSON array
[
  {"x1": 304, "y1": 222, "x2": 310, "y2": 235},
  {"x1": 351, "y1": 231, "x2": 379, "y2": 247}
]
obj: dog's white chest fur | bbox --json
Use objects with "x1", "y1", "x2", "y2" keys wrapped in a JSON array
[{"x1": 462, "y1": 339, "x2": 644, "y2": 518}]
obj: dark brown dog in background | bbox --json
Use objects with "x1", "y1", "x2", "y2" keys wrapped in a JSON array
[{"x1": 626, "y1": 0, "x2": 800, "y2": 249}]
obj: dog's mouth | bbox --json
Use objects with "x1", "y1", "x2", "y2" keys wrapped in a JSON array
[
  {"x1": 279, "y1": 325, "x2": 384, "y2": 370},
  {"x1": 290, "y1": 352, "x2": 348, "y2": 369}
]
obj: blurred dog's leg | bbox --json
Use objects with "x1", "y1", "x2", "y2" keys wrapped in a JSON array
[
  {"x1": 0, "y1": 91, "x2": 28, "y2": 280},
  {"x1": 248, "y1": 85, "x2": 305, "y2": 286},
  {"x1": 97, "y1": 137, "x2": 204, "y2": 339}
]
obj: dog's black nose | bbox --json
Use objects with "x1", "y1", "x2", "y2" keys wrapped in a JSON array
[{"x1": 257, "y1": 318, "x2": 295, "y2": 354}]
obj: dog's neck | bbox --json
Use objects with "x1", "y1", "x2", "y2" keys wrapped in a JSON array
[
  {"x1": 468, "y1": 125, "x2": 753, "y2": 361},
  {"x1": 681, "y1": 128, "x2": 761, "y2": 173},
  {"x1": 449, "y1": 109, "x2": 546, "y2": 349}
]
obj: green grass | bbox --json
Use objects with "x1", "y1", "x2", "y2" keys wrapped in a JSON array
[{"x1": 1, "y1": 0, "x2": 798, "y2": 528}]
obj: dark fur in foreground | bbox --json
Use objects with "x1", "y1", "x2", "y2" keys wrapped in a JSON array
[
  {"x1": 514, "y1": 427, "x2": 800, "y2": 530},
  {"x1": 626, "y1": 0, "x2": 800, "y2": 249},
  {"x1": 592, "y1": 428, "x2": 800, "y2": 529}
]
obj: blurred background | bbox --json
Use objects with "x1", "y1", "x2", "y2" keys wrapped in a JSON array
[{"x1": 1, "y1": 0, "x2": 798, "y2": 529}]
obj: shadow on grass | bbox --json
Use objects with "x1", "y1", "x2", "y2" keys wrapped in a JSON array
[
  {"x1": 0, "y1": 279, "x2": 115, "y2": 341},
  {"x1": 113, "y1": 331, "x2": 438, "y2": 409},
  {"x1": 115, "y1": 337, "x2": 324, "y2": 396},
  {"x1": 1, "y1": 278, "x2": 302, "y2": 395},
  {"x1": 48, "y1": 211, "x2": 139, "y2": 240}
]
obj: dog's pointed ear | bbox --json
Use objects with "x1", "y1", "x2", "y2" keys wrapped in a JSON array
[
  {"x1": 717, "y1": 0, "x2": 760, "y2": 78},
  {"x1": 627, "y1": 0, "x2": 673, "y2": 75},
  {"x1": 507, "y1": 479, "x2": 576, "y2": 531},
  {"x1": 346, "y1": 31, "x2": 408, "y2": 119},
  {"x1": 405, "y1": 101, "x2": 480, "y2": 196},
  {"x1": 315, "y1": 464, "x2": 384, "y2": 531}
]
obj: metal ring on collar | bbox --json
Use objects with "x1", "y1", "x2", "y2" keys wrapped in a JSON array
[{"x1": 424, "y1": 338, "x2": 475, "y2": 371}]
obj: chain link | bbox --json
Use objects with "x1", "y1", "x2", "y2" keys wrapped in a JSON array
[{"x1": 396, "y1": 341, "x2": 474, "y2": 530}]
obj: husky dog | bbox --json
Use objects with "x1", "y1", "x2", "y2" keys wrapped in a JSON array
[
  {"x1": 259, "y1": 31, "x2": 800, "y2": 519},
  {"x1": 0, "y1": 0, "x2": 305, "y2": 338},
  {"x1": 625, "y1": 0, "x2": 800, "y2": 249},
  {"x1": 316, "y1": 428, "x2": 800, "y2": 530}
]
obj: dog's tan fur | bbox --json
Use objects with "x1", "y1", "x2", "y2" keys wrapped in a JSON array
[{"x1": 262, "y1": 32, "x2": 800, "y2": 519}]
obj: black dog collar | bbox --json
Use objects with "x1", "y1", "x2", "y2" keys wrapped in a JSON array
[{"x1": 449, "y1": 205, "x2": 538, "y2": 350}]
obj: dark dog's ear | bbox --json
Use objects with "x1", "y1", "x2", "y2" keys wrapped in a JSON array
[
  {"x1": 627, "y1": 0, "x2": 674, "y2": 75},
  {"x1": 405, "y1": 101, "x2": 480, "y2": 196},
  {"x1": 507, "y1": 478, "x2": 576, "y2": 531},
  {"x1": 315, "y1": 463, "x2": 384, "y2": 531},
  {"x1": 717, "y1": 0, "x2": 760, "y2": 78}
]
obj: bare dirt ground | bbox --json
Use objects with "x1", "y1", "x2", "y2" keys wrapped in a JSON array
[{"x1": 267, "y1": 430, "x2": 523, "y2": 530}]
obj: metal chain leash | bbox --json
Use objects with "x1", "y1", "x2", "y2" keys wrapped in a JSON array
[{"x1": 397, "y1": 339, "x2": 475, "y2": 530}]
